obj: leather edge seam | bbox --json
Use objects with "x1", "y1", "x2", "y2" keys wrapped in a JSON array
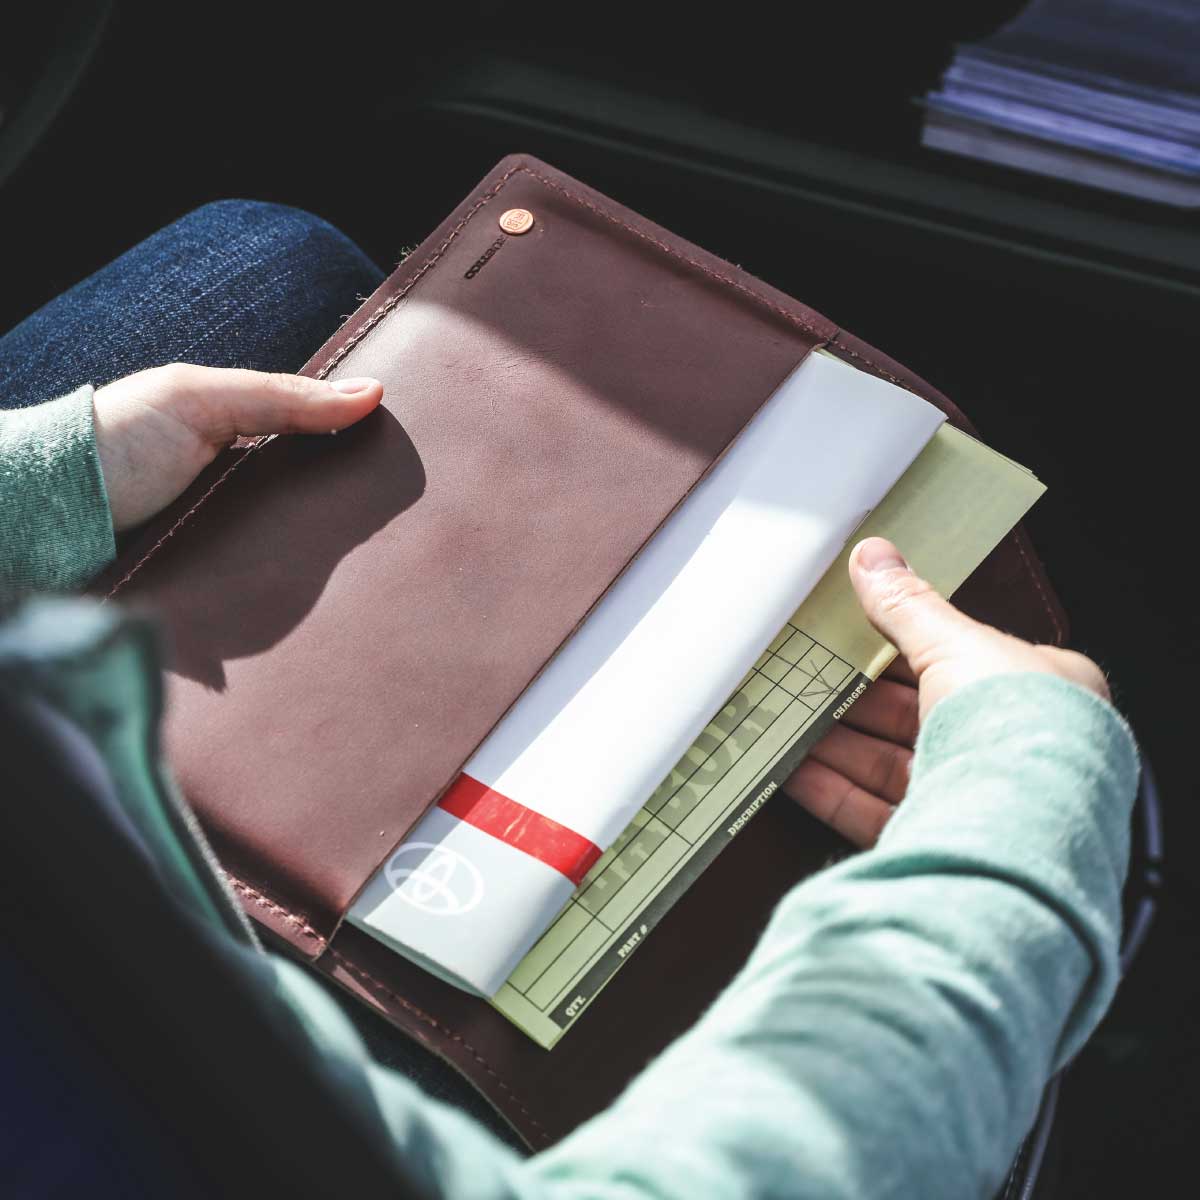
[
  {"x1": 1010, "y1": 527, "x2": 1066, "y2": 645},
  {"x1": 227, "y1": 874, "x2": 328, "y2": 950},
  {"x1": 107, "y1": 158, "x2": 842, "y2": 596},
  {"x1": 518, "y1": 166, "x2": 832, "y2": 341},
  {"x1": 827, "y1": 334, "x2": 907, "y2": 389},
  {"x1": 828, "y1": 333, "x2": 1065, "y2": 645},
  {"x1": 328, "y1": 948, "x2": 552, "y2": 1147},
  {"x1": 103, "y1": 445, "x2": 262, "y2": 599},
  {"x1": 104, "y1": 163, "x2": 525, "y2": 598},
  {"x1": 309, "y1": 163, "x2": 527, "y2": 379},
  {"x1": 224, "y1": 870, "x2": 549, "y2": 1146}
]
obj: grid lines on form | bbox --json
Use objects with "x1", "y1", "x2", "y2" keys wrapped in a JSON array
[{"x1": 503, "y1": 625, "x2": 854, "y2": 1012}]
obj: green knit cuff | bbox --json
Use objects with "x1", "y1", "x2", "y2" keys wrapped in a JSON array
[
  {"x1": 911, "y1": 672, "x2": 1138, "y2": 802},
  {"x1": 888, "y1": 672, "x2": 1140, "y2": 852},
  {"x1": 0, "y1": 386, "x2": 116, "y2": 608}
]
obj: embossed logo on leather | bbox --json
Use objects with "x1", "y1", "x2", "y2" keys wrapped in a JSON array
[
  {"x1": 385, "y1": 842, "x2": 486, "y2": 915},
  {"x1": 498, "y1": 208, "x2": 534, "y2": 235},
  {"x1": 464, "y1": 235, "x2": 506, "y2": 280}
]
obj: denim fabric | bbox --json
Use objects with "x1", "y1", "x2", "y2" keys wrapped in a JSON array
[
  {"x1": 0, "y1": 202, "x2": 520, "y2": 1188},
  {"x1": 0, "y1": 199, "x2": 383, "y2": 410}
]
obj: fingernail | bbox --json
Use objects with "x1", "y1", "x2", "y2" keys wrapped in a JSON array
[
  {"x1": 330, "y1": 376, "x2": 379, "y2": 395},
  {"x1": 855, "y1": 538, "x2": 908, "y2": 573}
]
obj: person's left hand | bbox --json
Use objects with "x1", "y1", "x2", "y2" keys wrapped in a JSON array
[
  {"x1": 93, "y1": 364, "x2": 383, "y2": 530},
  {"x1": 783, "y1": 657, "x2": 919, "y2": 848}
]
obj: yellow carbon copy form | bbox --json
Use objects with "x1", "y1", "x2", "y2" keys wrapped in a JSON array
[{"x1": 491, "y1": 423, "x2": 1045, "y2": 1048}]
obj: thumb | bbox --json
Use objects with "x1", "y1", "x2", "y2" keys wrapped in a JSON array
[
  {"x1": 93, "y1": 365, "x2": 385, "y2": 533},
  {"x1": 848, "y1": 538, "x2": 976, "y2": 674},
  {"x1": 150, "y1": 364, "x2": 384, "y2": 447}
]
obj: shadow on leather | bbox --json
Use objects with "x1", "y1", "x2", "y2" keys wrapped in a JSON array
[{"x1": 138, "y1": 406, "x2": 426, "y2": 690}]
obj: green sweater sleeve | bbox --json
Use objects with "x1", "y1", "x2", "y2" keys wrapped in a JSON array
[
  {"x1": 8, "y1": 594, "x2": 1137, "y2": 1198},
  {"x1": 0, "y1": 387, "x2": 116, "y2": 609},
  {"x1": 332, "y1": 673, "x2": 1136, "y2": 1200}
]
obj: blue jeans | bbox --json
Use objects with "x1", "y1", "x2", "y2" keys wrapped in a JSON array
[
  {"x1": 0, "y1": 202, "x2": 518, "y2": 1193},
  {"x1": 0, "y1": 199, "x2": 382, "y2": 409}
]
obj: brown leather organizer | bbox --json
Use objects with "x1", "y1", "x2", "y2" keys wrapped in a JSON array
[{"x1": 98, "y1": 155, "x2": 1067, "y2": 1148}]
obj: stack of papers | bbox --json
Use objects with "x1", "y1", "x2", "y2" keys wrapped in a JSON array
[
  {"x1": 490, "y1": 418, "x2": 1044, "y2": 1048},
  {"x1": 349, "y1": 353, "x2": 942, "y2": 990},
  {"x1": 922, "y1": 0, "x2": 1200, "y2": 207},
  {"x1": 349, "y1": 350, "x2": 1045, "y2": 1047}
]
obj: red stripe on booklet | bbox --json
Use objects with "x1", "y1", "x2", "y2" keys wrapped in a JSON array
[{"x1": 438, "y1": 773, "x2": 603, "y2": 886}]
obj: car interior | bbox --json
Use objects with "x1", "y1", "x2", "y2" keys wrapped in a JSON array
[{"x1": 2, "y1": 2, "x2": 1195, "y2": 1193}]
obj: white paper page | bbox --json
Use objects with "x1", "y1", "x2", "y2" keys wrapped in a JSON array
[{"x1": 350, "y1": 352, "x2": 945, "y2": 994}]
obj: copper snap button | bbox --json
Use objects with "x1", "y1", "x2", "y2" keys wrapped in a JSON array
[{"x1": 499, "y1": 208, "x2": 535, "y2": 235}]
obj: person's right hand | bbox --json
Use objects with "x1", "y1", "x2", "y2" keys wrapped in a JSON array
[
  {"x1": 848, "y1": 536, "x2": 1109, "y2": 722},
  {"x1": 785, "y1": 536, "x2": 1109, "y2": 847}
]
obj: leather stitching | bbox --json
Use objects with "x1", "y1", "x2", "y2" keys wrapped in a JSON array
[
  {"x1": 103, "y1": 161, "x2": 1057, "y2": 634},
  {"x1": 309, "y1": 163, "x2": 527, "y2": 381},
  {"x1": 827, "y1": 335, "x2": 906, "y2": 389},
  {"x1": 223, "y1": 872, "x2": 550, "y2": 1144},
  {"x1": 104, "y1": 447, "x2": 263, "y2": 599},
  {"x1": 105, "y1": 164, "x2": 526, "y2": 599},
  {"x1": 227, "y1": 876, "x2": 327, "y2": 949},
  {"x1": 328, "y1": 948, "x2": 553, "y2": 1145},
  {"x1": 107, "y1": 159, "x2": 839, "y2": 597},
  {"x1": 827, "y1": 333, "x2": 1061, "y2": 642},
  {"x1": 516, "y1": 167, "x2": 830, "y2": 341},
  {"x1": 1011, "y1": 531, "x2": 1065, "y2": 644}
]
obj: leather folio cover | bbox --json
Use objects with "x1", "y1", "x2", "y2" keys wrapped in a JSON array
[{"x1": 99, "y1": 155, "x2": 1067, "y2": 1148}]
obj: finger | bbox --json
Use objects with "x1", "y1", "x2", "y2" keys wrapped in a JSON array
[
  {"x1": 809, "y1": 722, "x2": 912, "y2": 804},
  {"x1": 848, "y1": 538, "x2": 976, "y2": 677},
  {"x1": 883, "y1": 656, "x2": 918, "y2": 687},
  {"x1": 153, "y1": 364, "x2": 384, "y2": 445},
  {"x1": 784, "y1": 758, "x2": 893, "y2": 849},
  {"x1": 839, "y1": 677, "x2": 920, "y2": 747}
]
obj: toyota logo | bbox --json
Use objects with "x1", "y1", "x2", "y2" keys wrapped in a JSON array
[{"x1": 384, "y1": 843, "x2": 485, "y2": 916}]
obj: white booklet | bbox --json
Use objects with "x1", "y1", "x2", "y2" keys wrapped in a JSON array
[{"x1": 348, "y1": 352, "x2": 945, "y2": 994}]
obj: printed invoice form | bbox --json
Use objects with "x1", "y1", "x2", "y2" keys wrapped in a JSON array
[{"x1": 492, "y1": 416, "x2": 1044, "y2": 1047}]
